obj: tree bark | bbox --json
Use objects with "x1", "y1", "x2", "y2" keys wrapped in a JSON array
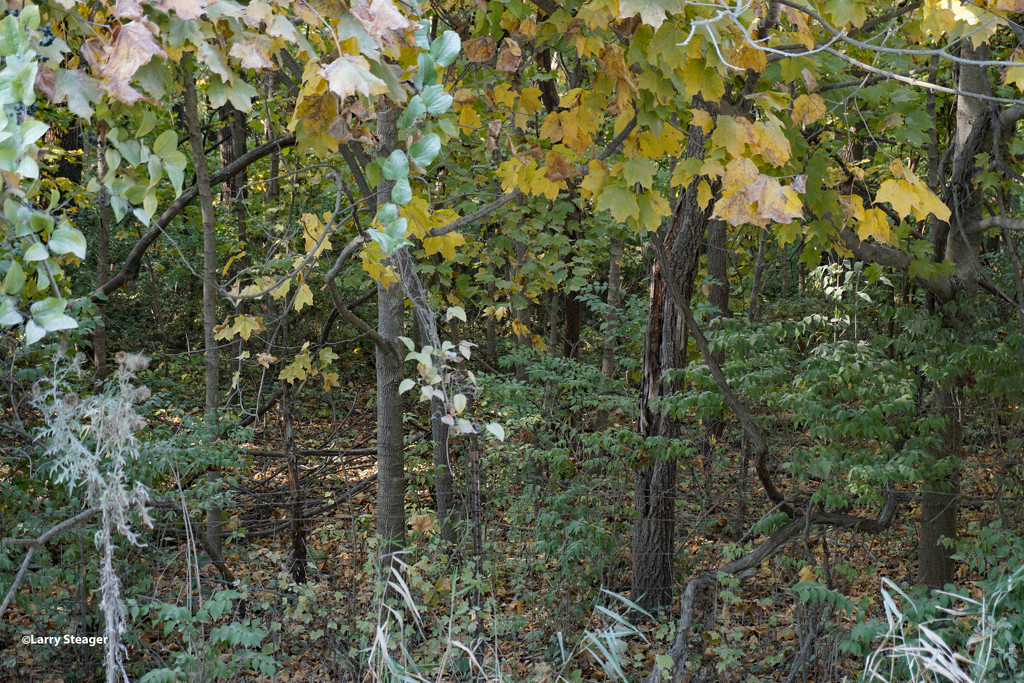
[
  {"x1": 633, "y1": 127, "x2": 709, "y2": 614},
  {"x1": 600, "y1": 233, "x2": 624, "y2": 379},
  {"x1": 183, "y1": 60, "x2": 223, "y2": 558},
  {"x1": 93, "y1": 126, "x2": 111, "y2": 381},
  {"x1": 373, "y1": 106, "x2": 406, "y2": 556}
]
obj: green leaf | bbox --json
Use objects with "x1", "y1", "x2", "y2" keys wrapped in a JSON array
[
  {"x1": 0, "y1": 296, "x2": 24, "y2": 326},
  {"x1": 453, "y1": 393, "x2": 467, "y2": 413},
  {"x1": 430, "y1": 31, "x2": 461, "y2": 67},
  {"x1": 153, "y1": 130, "x2": 178, "y2": 157},
  {"x1": 48, "y1": 226, "x2": 87, "y2": 259},
  {"x1": 622, "y1": 156, "x2": 657, "y2": 190},
  {"x1": 596, "y1": 182, "x2": 640, "y2": 223},
  {"x1": 408, "y1": 134, "x2": 440, "y2": 168},
  {"x1": 24, "y1": 319, "x2": 45, "y2": 345},
  {"x1": 367, "y1": 228, "x2": 412, "y2": 256},
  {"x1": 421, "y1": 84, "x2": 453, "y2": 115},
  {"x1": 414, "y1": 51, "x2": 437, "y2": 90},
  {"x1": 377, "y1": 203, "x2": 400, "y2": 226},
  {"x1": 399, "y1": 378, "x2": 416, "y2": 394},
  {"x1": 381, "y1": 150, "x2": 409, "y2": 181},
  {"x1": 391, "y1": 177, "x2": 413, "y2": 205},
  {"x1": 485, "y1": 422, "x2": 505, "y2": 442},
  {"x1": 24, "y1": 242, "x2": 48, "y2": 262},
  {"x1": 398, "y1": 95, "x2": 426, "y2": 131},
  {"x1": 3, "y1": 262, "x2": 25, "y2": 295}
]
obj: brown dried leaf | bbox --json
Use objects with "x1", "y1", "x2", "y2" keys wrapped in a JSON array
[
  {"x1": 495, "y1": 38, "x2": 522, "y2": 72},
  {"x1": 543, "y1": 151, "x2": 579, "y2": 181},
  {"x1": 114, "y1": 0, "x2": 144, "y2": 20},
  {"x1": 463, "y1": 36, "x2": 496, "y2": 63},
  {"x1": 486, "y1": 118, "x2": 502, "y2": 152},
  {"x1": 81, "y1": 22, "x2": 166, "y2": 105},
  {"x1": 34, "y1": 65, "x2": 55, "y2": 102}
]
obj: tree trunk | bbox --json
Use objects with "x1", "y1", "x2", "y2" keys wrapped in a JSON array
[
  {"x1": 373, "y1": 106, "x2": 406, "y2": 556},
  {"x1": 633, "y1": 127, "x2": 709, "y2": 613},
  {"x1": 918, "y1": 384, "x2": 961, "y2": 589},
  {"x1": 601, "y1": 233, "x2": 624, "y2": 379},
  {"x1": 183, "y1": 60, "x2": 223, "y2": 557},
  {"x1": 700, "y1": 219, "x2": 730, "y2": 485},
  {"x1": 93, "y1": 126, "x2": 111, "y2": 381}
]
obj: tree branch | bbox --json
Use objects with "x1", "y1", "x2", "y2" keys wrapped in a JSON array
[
  {"x1": 95, "y1": 133, "x2": 296, "y2": 299},
  {"x1": 648, "y1": 231, "x2": 785, "y2": 504}
]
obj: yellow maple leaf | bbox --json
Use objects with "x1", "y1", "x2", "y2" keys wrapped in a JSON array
[
  {"x1": 301, "y1": 213, "x2": 332, "y2": 257},
  {"x1": 422, "y1": 232, "x2": 467, "y2": 260},
  {"x1": 458, "y1": 104, "x2": 482, "y2": 130},
  {"x1": 791, "y1": 94, "x2": 826, "y2": 127},
  {"x1": 752, "y1": 116, "x2": 792, "y2": 166},
  {"x1": 712, "y1": 116, "x2": 758, "y2": 158},
  {"x1": 322, "y1": 371, "x2": 340, "y2": 391},
  {"x1": 875, "y1": 178, "x2": 916, "y2": 219},
  {"x1": 360, "y1": 242, "x2": 399, "y2": 287},
  {"x1": 713, "y1": 188, "x2": 759, "y2": 226},
  {"x1": 798, "y1": 565, "x2": 816, "y2": 583},
  {"x1": 293, "y1": 282, "x2": 314, "y2": 311},
  {"x1": 858, "y1": 207, "x2": 891, "y2": 243},
  {"x1": 696, "y1": 179, "x2": 713, "y2": 209},
  {"x1": 691, "y1": 109, "x2": 715, "y2": 135},
  {"x1": 731, "y1": 42, "x2": 767, "y2": 73}
]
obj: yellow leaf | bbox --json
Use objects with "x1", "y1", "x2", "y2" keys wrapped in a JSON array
[
  {"x1": 875, "y1": 179, "x2": 915, "y2": 219},
  {"x1": 492, "y1": 83, "x2": 515, "y2": 109},
  {"x1": 322, "y1": 371, "x2": 340, "y2": 391},
  {"x1": 731, "y1": 42, "x2": 767, "y2": 73},
  {"x1": 752, "y1": 116, "x2": 792, "y2": 166},
  {"x1": 798, "y1": 565, "x2": 816, "y2": 583},
  {"x1": 711, "y1": 116, "x2": 758, "y2": 158},
  {"x1": 696, "y1": 180, "x2": 713, "y2": 209},
  {"x1": 458, "y1": 104, "x2": 482, "y2": 130},
  {"x1": 791, "y1": 94, "x2": 826, "y2": 127},
  {"x1": 294, "y1": 282, "x2": 314, "y2": 311},
  {"x1": 539, "y1": 112, "x2": 562, "y2": 142},
  {"x1": 691, "y1": 109, "x2": 715, "y2": 135},
  {"x1": 422, "y1": 232, "x2": 466, "y2": 260},
  {"x1": 360, "y1": 242, "x2": 399, "y2": 287},
  {"x1": 256, "y1": 352, "x2": 277, "y2": 368},
  {"x1": 581, "y1": 159, "x2": 608, "y2": 199},
  {"x1": 857, "y1": 208, "x2": 891, "y2": 244},
  {"x1": 301, "y1": 213, "x2": 332, "y2": 257},
  {"x1": 519, "y1": 87, "x2": 543, "y2": 114},
  {"x1": 713, "y1": 188, "x2": 759, "y2": 226},
  {"x1": 510, "y1": 318, "x2": 529, "y2": 338}
]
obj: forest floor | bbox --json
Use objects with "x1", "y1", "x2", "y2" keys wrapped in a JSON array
[{"x1": 3, "y1": 372, "x2": 1022, "y2": 682}]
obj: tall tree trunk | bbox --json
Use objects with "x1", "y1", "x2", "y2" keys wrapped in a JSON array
[
  {"x1": 373, "y1": 106, "x2": 406, "y2": 556},
  {"x1": 93, "y1": 126, "x2": 111, "y2": 381},
  {"x1": 183, "y1": 61, "x2": 223, "y2": 557},
  {"x1": 633, "y1": 127, "x2": 709, "y2": 613},
  {"x1": 700, "y1": 219, "x2": 730, "y2": 486},
  {"x1": 916, "y1": 42, "x2": 989, "y2": 588},
  {"x1": 747, "y1": 228, "x2": 768, "y2": 323},
  {"x1": 600, "y1": 233, "x2": 624, "y2": 380}
]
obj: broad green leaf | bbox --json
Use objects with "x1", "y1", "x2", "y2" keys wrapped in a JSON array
[
  {"x1": 0, "y1": 296, "x2": 24, "y2": 326},
  {"x1": 382, "y1": 150, "x2": 409, "y2": 181},
  {"x1": 399, "y1": 378, "x2": 416, "y2": 394},
  {"x1": 398, "y1": 95, "x2": 426, "y2": 131},
  {"x1": 24, "y1": 242, "x2": 48, "y2": 261},
  {"x1": 153, "y1": 130, "x2": 178, "y2": 157},
  {"x1": 430, "y1": 31, "x2": 461, "y2": 67},
  {"x1": 408, "y1": 134, "x2": 440, "y2": 168},
  {"x1": 3, "y1": 262, "x2": 25, "y2": 295},
  {"x1": 421, "y1": 84, "x2": 453, "y2": 115},
  {"x1": 391, "y1": 177, "x2": 412, "y2": 205},
  {"x1": 485, "y1": 422, "x2": 505, "y2": 442},
  {"x1": 24, "y1": 319, "x2": 45, "y2": 345},
  {"x1": 48, "y1": 226, "x2": 87, "y2": 259}
]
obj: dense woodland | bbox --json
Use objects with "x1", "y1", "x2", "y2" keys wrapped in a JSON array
[{"x1": 2, "y1": 0, "x2": 1024, "y2": 680}]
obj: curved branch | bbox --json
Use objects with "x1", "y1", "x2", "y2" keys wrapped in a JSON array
[
  {"x1": 648, "y1": 231, "x2": 785, "y2": 504},
  {"x1": 645, "y1": 490, "x2": 900, "y2": 682},
  {"x1": 95, "y1": 133, "x2": 297, "y2": 299}
]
